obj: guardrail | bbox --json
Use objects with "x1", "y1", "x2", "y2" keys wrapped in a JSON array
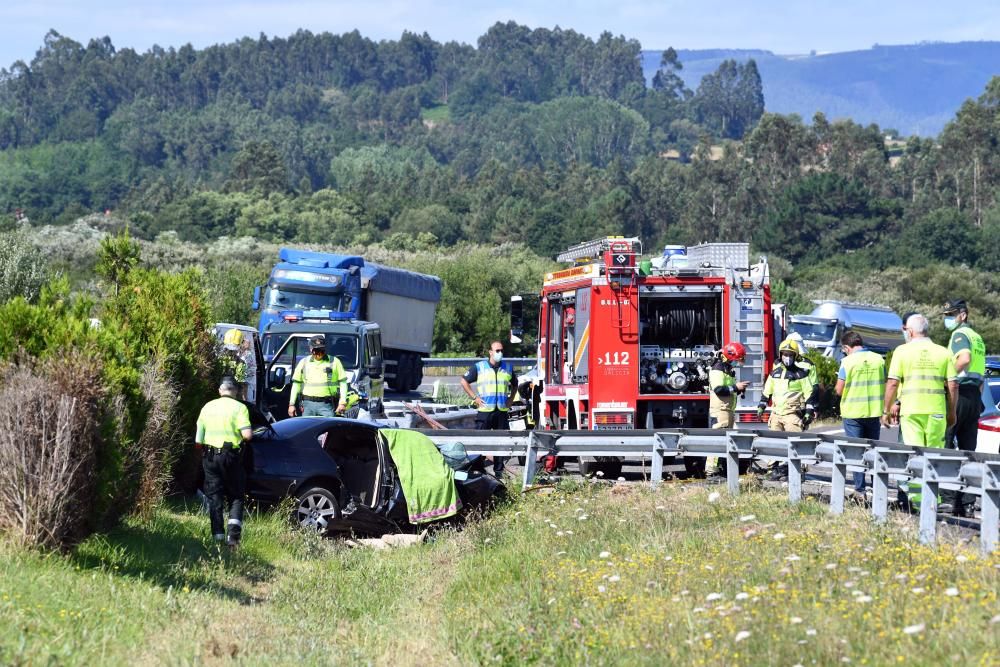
[
  {"x1": 418, "y1": 428, "x2": 1000, "y2": 554},
  {"x1": 421, "y1": 357, "x2": 535, "y2": 369}
]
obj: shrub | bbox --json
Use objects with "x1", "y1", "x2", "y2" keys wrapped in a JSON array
[
  {"x1": 0, "y1": 352, "x2": 104, "y2": 549},
  {"x1": 0, "y1": 231, "x2": 47, "y2": 304}
]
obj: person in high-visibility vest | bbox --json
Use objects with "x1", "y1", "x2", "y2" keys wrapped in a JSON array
[
  {"x1": 758, "y1": 340, "x2": 818, "y2": 432},
  {"x1": 461, "y1": 340, "x2": 517, "y2": 476},
  {"x1": 705, "y1": 342, "x2": 750, "y2": 476},
  {"x1": 221, "y1": 328, "x2": 249, "y2": 399},
  {"x1": 288, "y1": 335, "x2": 349, "y2": 418},
  {"x1": 941, "y1": 299, "x2": 987, "y2": 516},
  {"x1": 834, "y1": 331, "x2": 885, "y2": 496},
  {"x1": 882, "y1": 313, "x2": 958, "y2": 509},
  {"x1": 196, "y1": 378, "x2": 253, "y2": 547}
]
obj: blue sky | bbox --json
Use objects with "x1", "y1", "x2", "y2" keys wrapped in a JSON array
[{"x1": 2, "y1": 0, "x2": 999, "y2": 68}]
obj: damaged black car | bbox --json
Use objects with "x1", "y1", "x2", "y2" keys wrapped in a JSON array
[{"x1": 247, "y1": 417, "x2": 505, "y2": 535}]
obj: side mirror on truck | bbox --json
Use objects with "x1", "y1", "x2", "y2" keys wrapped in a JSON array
[
  {"x1": 252, "y1": 285, "x2": 262, "y2": 311},
  {"x1": 269, "y1": 366, "x2": 287, "y2": 390},
  {"x1": 368, "y1": 357, "x2": 383, "y2": 379},
  {"x1": 510, "y1": 295, "x2": 524, "y2": 344}
]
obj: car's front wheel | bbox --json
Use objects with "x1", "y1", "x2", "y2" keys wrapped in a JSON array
[{"x1": 294, "y1": 486, "x2": 341, "y2": 533}]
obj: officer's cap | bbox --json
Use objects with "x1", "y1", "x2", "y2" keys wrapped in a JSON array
[
  {"x1": 309, "y1": 334, "x2": 326, "y2": 350},
  {"x1": 941, "y1": 299, "x2": 968, "y2": 315}
]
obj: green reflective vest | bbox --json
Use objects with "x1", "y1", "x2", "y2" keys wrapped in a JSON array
[
  {"x1": 887, "y1": 338, "x2": 957, "y2": 416},
  {"x1": 839, "y1": 350, "x2": 885, "y2": 419},
  {"x1": 290, "y1": 355, "x2": 348, "y2": 404},
  {"x1": 948, "y1": 324, "x2": 986, "y2": 385},
  {"x1": 475, "y1": 360, "x2": 513, "y2": 412},
  {"x1": 196, "y1": 397, "x2": 250, "y2": 449}
]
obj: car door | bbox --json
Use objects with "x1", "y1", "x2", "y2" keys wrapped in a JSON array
[{"x1": 262, "y1": 334, "x2": 312, "y2": 420}]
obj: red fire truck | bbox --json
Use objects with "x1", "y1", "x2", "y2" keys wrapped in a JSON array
[{"x1": 512, "y1": 237, "x2": 780, "y2": 471}]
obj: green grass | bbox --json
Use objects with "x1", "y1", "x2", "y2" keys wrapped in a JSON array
[
  {"x1": 2, "y1": 486, "x2": 998, "y2": 665},
  {"x1": 421, "y1": 104, "x2": 451, "y2": 123}
]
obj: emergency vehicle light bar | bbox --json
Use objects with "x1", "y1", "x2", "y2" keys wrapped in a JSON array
[{"x1": 557, "y1": 237, "x2": 641, "y2": 264}]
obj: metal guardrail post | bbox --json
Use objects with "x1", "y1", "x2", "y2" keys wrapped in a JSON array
[
  {"x1": 786, "y1": 437, "x2": 819, "y2": 504},
  {"x1": 522, "y1": 431, "x2": 541, "y2": 490},
  {"x1": 830, "y1": 441, "x2": 870, "y2": 515},
  {"x1": 726, "y1": 432, "x2": 756, "y2": 495},
  {"x1": 652, "y1": 433, "x2": 680, "y2": 489},
  {"x1": 978, "y1": 461, "x2": 1000, "y2": 554},
  {"x1": 868, "y1": 447, "x2": 912, "y2": 523},
  {"x1": 909, "y1": 452, "x2": 967, "y2": 545}
]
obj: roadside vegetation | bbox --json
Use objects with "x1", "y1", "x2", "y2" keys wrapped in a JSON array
[{"x1": 1, "y1": 484, "x2": 996, "y2": 665}]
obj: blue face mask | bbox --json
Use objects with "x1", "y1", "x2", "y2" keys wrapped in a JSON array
[
  {"x1": 492, "y1": 351, "x2": 503, "y2": 363},
  {"x1": 944, "y1": 316, "x2": 959, "y2": 331}
]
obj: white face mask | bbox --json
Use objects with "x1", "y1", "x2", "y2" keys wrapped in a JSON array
[
  {"x1": 781, "y1": 354, "x2": 795, "y2": 367},
  {"x1": 903, "y1": 329, "x2": 912, "y2": 343},
  {"x1": 944, "y1": 316, "x2": 959, "y2": 331}
]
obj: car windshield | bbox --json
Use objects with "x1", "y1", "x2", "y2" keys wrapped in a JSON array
[
  {"x1": 790, "y1": 321, "x2": 836, "y2": 342},
  {"x1": 266, "y1": 287, "x2": 345, "y2": 312},
  {"x1": 262, "y1": 333, "x2": 359, "y2": 368}
]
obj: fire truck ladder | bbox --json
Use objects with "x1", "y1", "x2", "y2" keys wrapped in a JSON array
[
  {"x1": 556, "y1": 237, "x2": 641, "y2": 264},
  {"x1": 730, "y1": 267, "x2": 767, "y2": 405}
]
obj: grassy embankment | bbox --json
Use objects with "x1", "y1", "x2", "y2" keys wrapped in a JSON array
[{"x1": 2, "y1": 484, "x2": 998, "y2": 665}]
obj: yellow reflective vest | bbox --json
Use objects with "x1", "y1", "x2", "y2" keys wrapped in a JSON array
[
  {"x1": 839, "y1": 350, "x2": 885, "y2": 419},
  {"x1": 196, "y1": 397, "x2": 250, "y2": 449},
  {"x1": 290, "y1": 355, "x2": 348, "y2": 404},
  {"x1": 887, "y1": 338, "x2": 957, "y2": 416}
]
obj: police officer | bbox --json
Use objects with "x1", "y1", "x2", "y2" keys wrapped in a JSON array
[
  {"x1": 461, "y1": 340, "x2": 517, "y2": 476},
  {"x1": 288, "y1": 335, "x2": 348, "y2": 418},
  {"x1": 196, "y1": 378, "x2": 253, "y2": 546},
  {"x1": 882, "y1": 314, "x2": 958, "y2": 510},
  {"x1": 834, "y1": 331, "x2": 885, "y2": 496},
  {"x1": 941, "y1": 299, "x2": 986, "y2": 515}
]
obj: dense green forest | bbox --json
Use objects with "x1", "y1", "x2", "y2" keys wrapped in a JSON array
[{"x1": 1, "y1": 23, "x2": 999, "y2": 351}]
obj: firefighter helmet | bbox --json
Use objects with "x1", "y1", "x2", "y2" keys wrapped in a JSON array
[
  {"x1": 779, "y1": 338, "x2": 802, "y2": 357},
  {"x1": 309, "y1": 334, "x2": 326, "y2": 351},
  {"x1": 721, "y1": 342, "x2": 747, "y2": 362},
  {"x1": 223, "y1": 328, "x2": 243, "y2": 351}
]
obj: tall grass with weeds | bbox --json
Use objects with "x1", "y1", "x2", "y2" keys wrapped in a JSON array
[{"x1": 1, "y1": 485, "x2": 998, "y2": 665}]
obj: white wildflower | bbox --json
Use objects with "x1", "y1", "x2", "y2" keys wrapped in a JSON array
[
  {"x1": 599, "y1": 551, "x2": 611, "y2": 559},
  {"x1": 740, "y1": 514, "x2": 756, "y2": 522},
  {"x1": 773, "y1": 533, "x2": 786, "y2": 540},
  {"x1": 902, "y1": 623, "x2": 925, "y2": 635},
  {"x1": 785, "y1": 554, "x2": 801, "y2": 562},
  {"x1": 956, "y1": 555, "x2": 968, "y2": 563},
  {"x1": 597, "y1": 585, "x2": 606, "y2": 593},
  {"x1": 735, "y1": 592, "x2": 750, "y2": 601},
  {"x1": 578, "y1": 515, "x2": 588, "y2": 521},
  {"x1": 790, "y1": 617, "x2": 803, "y2": 624},
  {"x1": 734, "y1": 630, "x2": 751, "y2": 642},
  {"x1": 944, "y1": 587, "x2": 959, "y2": 597},
  {"x1": 708, "y1": 491, "x2": 721, "y2": 503},
  {"x1": 856, "y1": 595, "x2": 873, "y2": 603},
  {"x1": 806, "y1": 628, "x2": 817, "y2": 636},
  {"x1": 608, "y1": 575, "x2": 621, "y2": 583},
  {"x1": 911, "y1": 587, "x2": 924, "y2": 594},
  {"x1": 706, "y1": 593, "x2": 724, "y2": 602},
  {"x1": 547, "y1": 597, "x2": 556, "y2": 605}
]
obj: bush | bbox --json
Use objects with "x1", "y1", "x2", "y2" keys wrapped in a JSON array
[
  {"x1": 0, "y1": 231, "x2": 47, "y2": 304},
  {"x1": 0, "y1": 352, "x2": 104, "y2": 549}
]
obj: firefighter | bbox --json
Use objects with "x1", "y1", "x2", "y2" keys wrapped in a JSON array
[
  {"x1": 941, "y1": 299, "x2": 986, "y2": 516},
  {"x1": 781, "y1": 334, "x2": 817, "y2": 385},
  {"x1": 758, "y1": 340, "x2": 818, "y2": 431},
  {"x1": 196, "y1": 378, "x2": 253, "y2": 547},
  {"x1": 706, "y1": 342, "x2": 750, "y2": 476},
  {"x1": 883, "y1": 313, "x2": 958, "y2": 510},
  {"x1": 288, "y1": 335, "x2": 349, "y2": 417},
  {"x1": 460, "y1": 340, "x2": 517, "y2": 476},
  {"x1": 221, "y1": 328, "x2": 248, "y2": 399}
]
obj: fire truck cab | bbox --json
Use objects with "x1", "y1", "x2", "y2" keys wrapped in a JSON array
[{"x1": 528, "y1": 237, "x2": 775, "y2": 435}]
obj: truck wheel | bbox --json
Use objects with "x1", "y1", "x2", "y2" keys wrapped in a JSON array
[{"x1": 409, "y1": 356, "x2": 423, "y2": 391}]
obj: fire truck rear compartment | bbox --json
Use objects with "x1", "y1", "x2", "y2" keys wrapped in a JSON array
[{"x1": 638, "y1": 296, "x2": 722, "y2": 397}]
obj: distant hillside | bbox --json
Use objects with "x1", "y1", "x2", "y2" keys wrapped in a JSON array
[{"x1": 642, "y1": 42, "x2": 1000, "y2": 136}]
